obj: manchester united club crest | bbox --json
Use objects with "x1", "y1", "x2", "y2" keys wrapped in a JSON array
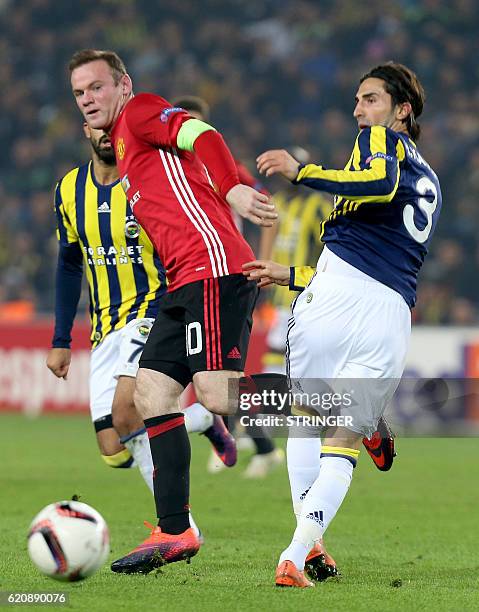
[{"x1": 116, "y1": 138, "x2": 125, "y2": 160}]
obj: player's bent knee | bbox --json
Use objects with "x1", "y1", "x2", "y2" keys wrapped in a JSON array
[
  {"x1": 193, "y1": 371, "x2": 241, "y2": 416},
  {"x1": 194, "y1": 390, "x2": 232, "y2": 416},
  {"x1": 95, "y1": 419, "x2": 128, "y2": 457},
  {"x1": 203, "y1": 399, "x2": 230, "y2": 416},
  {"x1": 101, "y1": 448, "x2": 134, "y2": 469},
  {"x1": 111, "y1": 402, "x2": 138, "y2": 433}
]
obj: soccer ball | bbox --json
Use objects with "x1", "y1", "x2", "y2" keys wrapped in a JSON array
[{"x1": 27, "y1": 501, "x2": 110, "y2": 581}]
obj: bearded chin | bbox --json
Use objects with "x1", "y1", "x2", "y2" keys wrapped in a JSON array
[
  {"x1": 94, "y1": 145, "x2": 117, "y2": 165},
  {"x1": 100, "y1": 151, "x2": 117, "y2": 165}
]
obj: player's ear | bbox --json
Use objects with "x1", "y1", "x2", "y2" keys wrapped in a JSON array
[
  {"x1": 397, "y1": 101, "x2": 412, "y2": 122},
  {"x1": 83, "y1": 122, "x2": 91, "y2": 140},
  {"x1": 120, "y1": 73, "x2": 133, "y2": 96}
]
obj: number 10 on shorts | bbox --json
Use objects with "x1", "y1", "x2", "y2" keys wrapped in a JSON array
[{"x1": 186, "y1": 322, "x2": 203, "y2": 356}]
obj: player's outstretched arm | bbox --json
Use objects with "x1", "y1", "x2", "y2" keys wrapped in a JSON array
[
  {"x1": 186, "y1": 124, "x2": 277, "y2": 226},
  {"x1": 242, "y1": 259, "x2": 290, "y2": 288},
  {"x1": 257, "y1": 149, "x2": 301, "y2": 180},
  {"x1": 173, "y1": 116, "x2": 278, "y2": 225},
  {"x1": 258, "y1": 128, "x2": 402, "y2": 202},
  {"x1": 226, "y1": 184, "x2": 277, "y2": 227},
  {"x1": 46, "y1": 348, "x2": 72, "y2": 380}
]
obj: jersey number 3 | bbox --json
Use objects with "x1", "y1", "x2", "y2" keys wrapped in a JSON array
[{"x1": 403, "y1": 176, "x2": 438, "y2": 244}]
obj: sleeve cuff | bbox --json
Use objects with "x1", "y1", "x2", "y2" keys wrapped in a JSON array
[
  {"x1": 51, "y1": 339, "x2": 71, "y2": 349},
  {"x1": 221, "y1": 176, "x2": 241, "y2": 199},
  {"x1": 289, "y1": 267, "x2": 305, "y2": 291},
  {"x1": 291, "y1": 163, "x2": 305, "y2": 185}
]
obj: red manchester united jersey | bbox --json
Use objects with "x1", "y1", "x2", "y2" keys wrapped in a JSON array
[{"x1": 110, "y1": 93, "x2": 254, "y2": 291}]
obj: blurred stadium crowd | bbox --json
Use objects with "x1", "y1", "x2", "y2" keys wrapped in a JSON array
[{"x1": 1, "y1": 0, "x2": 478, "y2": 324}]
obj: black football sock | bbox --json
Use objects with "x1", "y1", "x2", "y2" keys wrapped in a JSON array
[
  {"x1": 246, "y1": 423, "x2": 275, "y2": 454},
  {"x1": 144, "y1": 413, "x2": 191, "y2": 535},
  {"x1": 222, "y1": 415, "x2": 236, "y2": 434},
  {"x1": 243, "y1": 373, "x2": 287, "y2": 454}
]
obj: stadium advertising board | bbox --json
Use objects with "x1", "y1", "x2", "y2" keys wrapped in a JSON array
[{"x1": 1, "y1": 322, "x2": 479, "y2": 427}]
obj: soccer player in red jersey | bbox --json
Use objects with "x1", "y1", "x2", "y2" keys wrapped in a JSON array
[
  {"x1": 171, "y1": 95, "x2": 286, "y2": 476},
  {"x1": 69, "y1": 49, "x2": 277, "y2": 574}
]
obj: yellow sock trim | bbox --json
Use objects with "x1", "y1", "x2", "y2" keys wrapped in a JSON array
[
  {"x1": 262, "y1": 353, "x2": 286, "y2": 366},
  {"x1": 102, "y1": 448, "x2": 133, "y2": 468},
  {"x1": 321, "y1": 446, "x2": 360, "y2": 459},
  {"x1": 291, "y1": 404, "x2": 313, "y2": 417}
]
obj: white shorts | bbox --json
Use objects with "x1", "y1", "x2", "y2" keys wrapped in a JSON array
[
  {"x1": 89, "y1": 318, "x2": 154, "y2": 423},
  {"x1": 286, "y1": 247, "x2": 411, "y2": 437}
]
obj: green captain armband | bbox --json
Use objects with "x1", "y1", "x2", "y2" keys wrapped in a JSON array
[
  {"x1": 289, "y1": 266, "x2": 316, "y2": 291},
  {"x1": 176, "y1": 118, "x2": 216, "y2": 151}
]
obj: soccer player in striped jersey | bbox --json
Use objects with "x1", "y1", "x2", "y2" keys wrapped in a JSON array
[
  {"x1": 69, "y1": 49, "x2": 277, "y2": 574},
  {"x1": 246, "y1": 62, "x2": 441, "y2": 587},
  {"x1": 46, "y1": 125, "x2": 237, "y2": 535},
  {"x1": 259, "y1": 154, "x2": 395, "y2": 480}
]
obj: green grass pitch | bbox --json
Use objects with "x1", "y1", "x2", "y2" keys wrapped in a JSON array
[{"x1": 0, "y1": 414, "x2": 477, "y2": 611}]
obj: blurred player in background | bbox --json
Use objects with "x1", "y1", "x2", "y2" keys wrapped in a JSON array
[
  {"x1": 172, "y1": 95, "x2": 284, "y2": 478},
  {"x1": 246, "y1": 62, "x2": 441, "y2": 587},
  {"x1": 46, "y1": 124, "x2": 238, "y2": 536},
  {"x1": 69, "y1": 49, "x2": 276, "y2": 574}
]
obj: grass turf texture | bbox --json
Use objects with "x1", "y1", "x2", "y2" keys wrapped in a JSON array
[{"x1": 0, "y1": 414, "x2": 477, "y2": 611}]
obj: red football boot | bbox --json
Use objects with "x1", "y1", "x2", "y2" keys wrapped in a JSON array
[
  {"x1": 111, "y1": 523, "x2": 200, "y2": 574},
  {"x1": 363, "y1": 416, "x2": 396, "y2": 471},
  {"x1": 304, "y1": 539, "x2": 339, "y2": 581},
  {"x1": 275, "y1": 560, "x2": 314, "y2": 588}
]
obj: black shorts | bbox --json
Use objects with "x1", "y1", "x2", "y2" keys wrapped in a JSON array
[{"x1": 139, "y1": 274, "x2": 258, "y2": 387}]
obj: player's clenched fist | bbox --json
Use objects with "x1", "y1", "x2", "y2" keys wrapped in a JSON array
[
  {"x1": 256, "y1": 149, "x2": 301, "y2": 180},
  {"x1": 226, "y1": 184, "x2": 277, "y2": 227},
  {"x1": 242, "y1": 259, "x2": 290, "y2": 288},
  {"x1": 46, "y1": 348, "x2": 72, "y2": 380}
]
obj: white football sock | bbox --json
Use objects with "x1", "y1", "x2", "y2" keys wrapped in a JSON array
[
  {"x1": 122, "y1": 428, "x2": 154, "y2": 493},
  {"x1": 287, "y1": 435, "x2": 321, "y2": 522},
  {"x1": 188, "y1": 512, "x2": 201, "y2": 537},
  {"x1": 278, "y1": 540, "x2": 311, "y2": 570},
  {"x1": 184, "y1": 402, "x2": 214, "y2": 433},
  {"x1": 279, "y1": 454, "x2": 355, "y2": 570}
]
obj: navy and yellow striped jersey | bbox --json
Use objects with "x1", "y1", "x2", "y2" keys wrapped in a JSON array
[
  {"x1": 271, "y1": 190, "x2": 332, "y2": 309},
  {"x1": 54, "y1": 162, "x2": 166, "y2": 347},
  {"x1": 293, "y1": 125, "x2": 442, "y2": 307}
]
